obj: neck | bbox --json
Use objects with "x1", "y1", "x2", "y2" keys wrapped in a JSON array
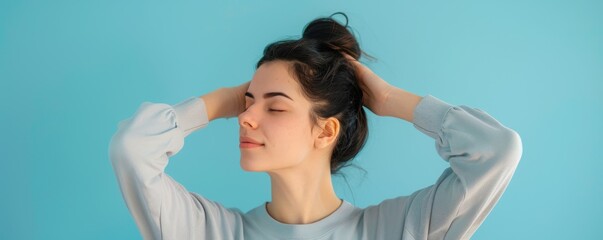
[{"x1": 266, "y1": 158, "x2": 342, "y2": 224}]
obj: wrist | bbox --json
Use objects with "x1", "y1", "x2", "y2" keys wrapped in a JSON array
[
  {"x1": 385, "y1": 87, "x2": 422, "y2": 122},
  {"x1": 200, "y1": 88, "x2": 228, "y2": 122}
]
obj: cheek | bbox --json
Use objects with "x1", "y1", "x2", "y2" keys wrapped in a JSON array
[{"x1": 268, "y1": 117, "x2": 314, "y2": 154}]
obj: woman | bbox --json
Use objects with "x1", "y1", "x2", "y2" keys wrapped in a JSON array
[{"x1": 109, "y1": 12, "x2": 523, "y2": 240}]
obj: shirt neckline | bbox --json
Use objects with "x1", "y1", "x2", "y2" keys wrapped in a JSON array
[{"x1": 254, "y1": 199, "x2": 357, "y2": 239}]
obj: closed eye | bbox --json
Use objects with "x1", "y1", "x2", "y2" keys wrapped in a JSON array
[{"x1": 269, "y1": 109, "x2": 285, "y2": 112}]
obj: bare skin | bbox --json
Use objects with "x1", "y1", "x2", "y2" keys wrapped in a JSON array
[{"x1": 200, "y1": 56, "x2": 422, "y2": 224}]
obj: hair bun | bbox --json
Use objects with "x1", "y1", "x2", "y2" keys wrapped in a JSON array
[{"x1": 301, "y1": 12, "x2": 361, "y2": 60}]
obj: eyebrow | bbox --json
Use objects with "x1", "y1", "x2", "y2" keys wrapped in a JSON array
[{"x1": 245, "y1": 92, "x2": 294, "y2": 101}]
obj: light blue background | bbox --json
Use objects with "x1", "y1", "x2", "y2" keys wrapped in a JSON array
[{"x1": 1, "y1": 0, "x2": 601, "y2": 239}]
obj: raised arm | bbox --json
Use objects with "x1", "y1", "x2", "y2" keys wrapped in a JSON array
[
  {"x1": 398, "y1": 92, "x2": 522, "y2": 240},
  {"x1": 344, "y1": 55, "x2": 522, "y2": 239},
  {"x1": 200, "y1": 81, "x2": 250, "y2": 121},
  {"x1": 108, "y1": 82, "x2": 249, "y2": 239}
]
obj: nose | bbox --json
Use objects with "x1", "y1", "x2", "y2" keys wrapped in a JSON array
[{"x1": 238, "y1": 107, "x2": 258, "y2": 129}]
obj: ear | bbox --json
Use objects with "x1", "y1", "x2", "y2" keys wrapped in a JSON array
[{"x1": 314, "y1": 117, "x2": 340, "y2": 150}]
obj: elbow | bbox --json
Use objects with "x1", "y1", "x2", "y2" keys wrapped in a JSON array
[
  {"x1": 494, "y1": 127, "x2": 523, "y2": 168},
  {"x1": 108, "y1": 127, "x2": 138, "y2": 168}
]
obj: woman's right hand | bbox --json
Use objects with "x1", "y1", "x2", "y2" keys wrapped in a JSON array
[{"x1": 200, "y1": 81, "x2": 250, "y2": 121}]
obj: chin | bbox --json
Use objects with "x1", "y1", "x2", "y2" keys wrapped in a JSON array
[{"x1": 240, "y1": 157, "x2": 265, "y2": 172}]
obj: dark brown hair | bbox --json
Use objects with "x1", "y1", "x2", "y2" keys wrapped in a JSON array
[{"x1": 256, "y1": 12, "x2": 373, "y2": 174}]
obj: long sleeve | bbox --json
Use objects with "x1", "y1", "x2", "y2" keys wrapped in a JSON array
[
  {"x1": 410, "y1": 95, "x2": 523, "y2": 239},
  {"x1": 363, "y1": 95, "x2": 523, "y2": 240},
  {"x1": 108, "y1": 96, "x2": 243, "y2": 240}
]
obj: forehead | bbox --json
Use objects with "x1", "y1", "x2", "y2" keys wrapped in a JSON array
[{"x1": 249, "y1": 60, "x2": 302, "y2": 97}]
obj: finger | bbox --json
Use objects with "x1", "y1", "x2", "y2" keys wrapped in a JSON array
[{"x1": 341, "y1": 52, "x2": 356, "y2": 62}]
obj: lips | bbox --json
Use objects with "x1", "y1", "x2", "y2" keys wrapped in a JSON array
[{"x1": 239, "y1": 136, "x2": 264, "y2": 148}]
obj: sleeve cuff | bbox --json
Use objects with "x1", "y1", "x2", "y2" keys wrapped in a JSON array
[
  {"x1": 412, "y1": 95, "x2": 454, "y2": 139},
  {"x1": 172, "y1": 96, "x2": 209, "y2": 138}
]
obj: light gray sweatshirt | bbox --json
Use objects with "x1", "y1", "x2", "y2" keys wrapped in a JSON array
[{"x1": 109, "y1": 95, "x2": 522, "y2": 240}]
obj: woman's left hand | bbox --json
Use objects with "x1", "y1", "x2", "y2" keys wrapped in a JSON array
[
  {"x1": 343, "y1": 53, "x2": 423, "y2": 122},
  {"x1": 343, "y1": 53, "x2": 395, "y2": 117}
]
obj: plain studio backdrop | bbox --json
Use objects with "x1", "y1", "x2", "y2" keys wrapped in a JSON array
[{"x1": 1, "y1": 1, "x2": 601, "y2": 239}]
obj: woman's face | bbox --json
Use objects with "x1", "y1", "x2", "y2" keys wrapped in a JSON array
[{"x1": 238, "y1": 60, "x2": 320, "y2": 173}]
